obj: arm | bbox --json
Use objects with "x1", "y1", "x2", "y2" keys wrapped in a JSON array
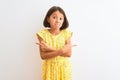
[
  {"x1": 36, "y1": 34, "x2": 64, "y2": 59},
  {"x1": 60, "y1": 37, "x2": 72, "y2": 57}
]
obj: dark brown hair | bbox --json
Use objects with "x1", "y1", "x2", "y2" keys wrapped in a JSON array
[{"x1": 43, "y1": 6, "x2": 69, "y2": 30}]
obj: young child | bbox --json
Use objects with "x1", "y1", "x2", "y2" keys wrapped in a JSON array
[{"x1": 36, "y1": 6, "x2": 73, "y2": 80}]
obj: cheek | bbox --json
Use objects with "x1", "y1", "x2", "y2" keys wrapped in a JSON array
[
  {"x1": 48, "y1": 19, "x2": 54, "y2": 24},
  {"x1": 62, "y1": 19, "x2": 64, "y2": 23},
  {"x1": 61, "y1": 20, "x2": 64, "y2": 24}
]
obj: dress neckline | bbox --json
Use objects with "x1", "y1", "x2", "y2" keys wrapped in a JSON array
[{"x1": 46, "y1": 29, "x2": 63, "y2": 37}]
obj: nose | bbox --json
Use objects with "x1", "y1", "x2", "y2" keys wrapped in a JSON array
[{"x1": 56, "y1": 18, "x2": 60, "y2": 23}]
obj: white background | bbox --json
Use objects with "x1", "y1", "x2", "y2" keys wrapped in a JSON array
[{"x1": 0, "y1": 0, "x2": 120, "y2": 80}]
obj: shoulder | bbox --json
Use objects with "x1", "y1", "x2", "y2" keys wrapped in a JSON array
[
  {"x1": 36, "y1": 28, "x2": 49, "y2": 39},
  {"x1": 63, "y1": 29, "x2": 73, "y2": 35},
  {"x1": 62, "y1": 28, "x2": 73, "y2": 38},
  {"x1": 36, "y1": 29, "x2": 48, "y2": 35}
]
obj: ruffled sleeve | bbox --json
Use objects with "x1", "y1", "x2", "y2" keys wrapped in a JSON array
[
  {"x1": 36, "y1": 29, "x2": 46, "y2": 41},
  {"x1": 64, "y1": 29, "x2": 73, "y2": 40}
]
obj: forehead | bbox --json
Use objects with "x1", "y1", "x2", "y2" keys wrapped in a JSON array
[{"x1": 51, "y1": 10, "x2": 64, "y2": 17}]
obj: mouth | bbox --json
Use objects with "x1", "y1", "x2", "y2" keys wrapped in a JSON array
[{"x1": 55, "y1": 24, "x2": 60, "y2": 27}]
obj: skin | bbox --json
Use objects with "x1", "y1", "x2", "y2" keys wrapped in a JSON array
[{"x1": 36, "y1": 10, "x2": 72, "y2": 59}]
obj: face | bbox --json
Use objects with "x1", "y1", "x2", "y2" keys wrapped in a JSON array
[{"x1": 47, "y1": 10, "x2": 64, "y2": 30}]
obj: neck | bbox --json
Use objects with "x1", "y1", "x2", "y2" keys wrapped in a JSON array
[{"x1": 49, "y1": 29, "x2": 60, "y2": 35}]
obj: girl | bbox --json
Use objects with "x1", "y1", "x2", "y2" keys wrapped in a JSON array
[{"x1": 36, "y1": 6, "x2": 73, "y2": 80}]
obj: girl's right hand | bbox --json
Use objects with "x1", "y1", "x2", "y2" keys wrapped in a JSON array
[{"x1": 36, "y1": 41, "x2": 55, "y2": 52}]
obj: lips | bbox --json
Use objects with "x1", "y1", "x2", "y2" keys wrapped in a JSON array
[{"x1": 55, "y1": 24, "x2": 60, "y2": 27}]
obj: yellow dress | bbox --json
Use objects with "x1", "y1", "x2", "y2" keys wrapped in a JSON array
[{"x1": 37, "y1": 29, "x2": 72, "y2": 80}]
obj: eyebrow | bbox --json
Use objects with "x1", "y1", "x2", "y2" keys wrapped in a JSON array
[{"x1": 52, "y1": 14, "x2": 64, "y2": 17}]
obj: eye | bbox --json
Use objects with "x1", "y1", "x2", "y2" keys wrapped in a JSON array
[
  {"x1": 53, "y1": 16, "x2": 56, "y2": 19},
  {"x1": 60, "y1": 17, "x2": 63, "y2": 20}
]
